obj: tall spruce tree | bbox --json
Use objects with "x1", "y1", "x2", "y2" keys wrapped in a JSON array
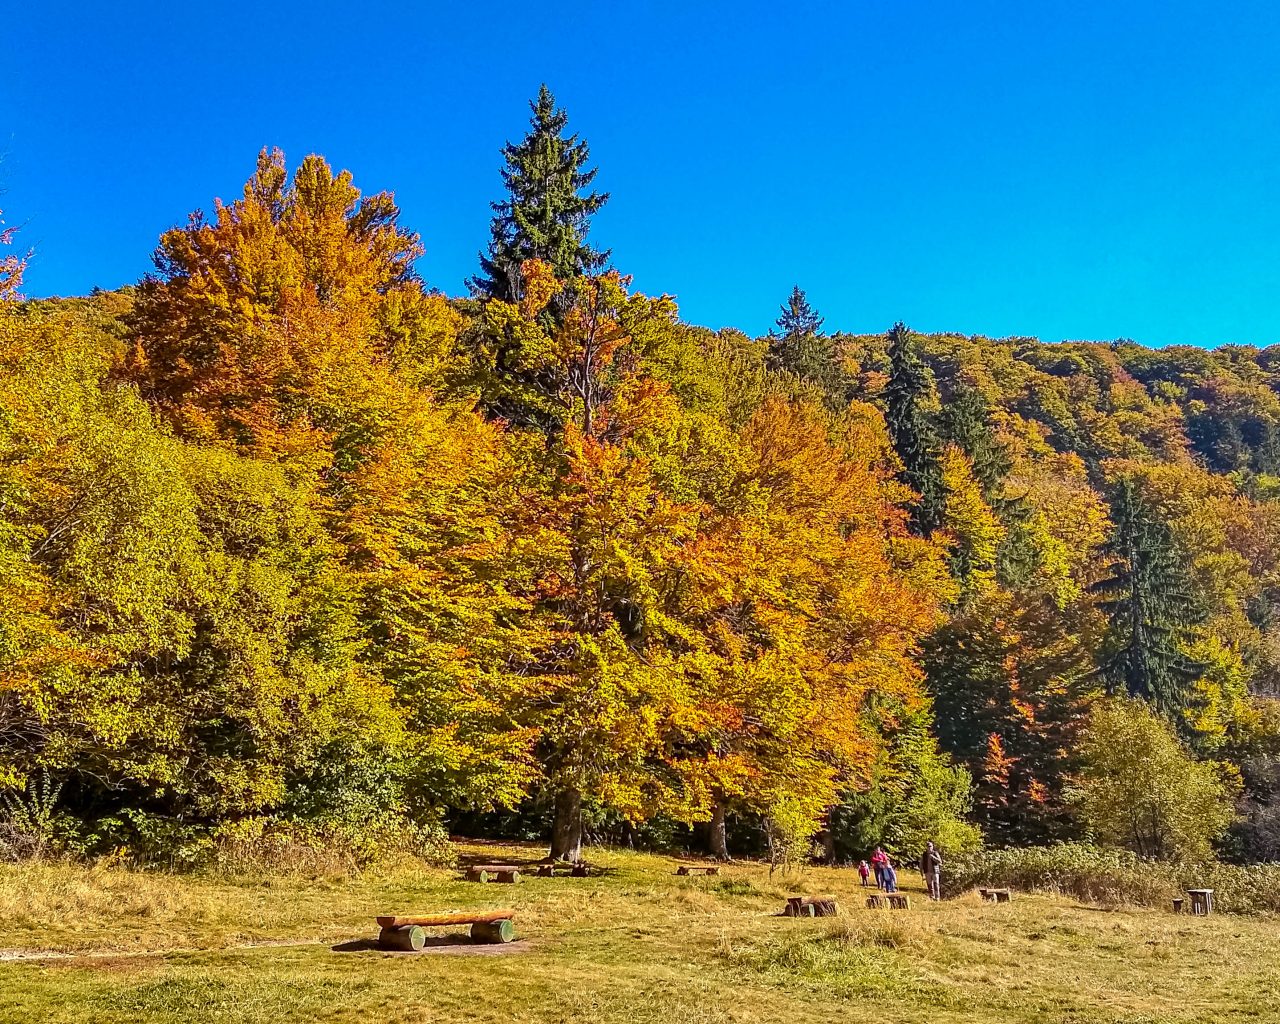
[
  {"x1": 471, "y1": 85, "x2": 609, "y2": 302},
  {"x1": 766, "y1": 286, "x2": 847, "y2": 406},
  {"x1": 942, "y1": 383, "x2": 1010, "y2": 500},
  {"x1": 884, "y1": 322, "x2": 944, "y2": 534},
  {"x1": 1091, "y1": 477, "x2": 1204, "y2": 717}
]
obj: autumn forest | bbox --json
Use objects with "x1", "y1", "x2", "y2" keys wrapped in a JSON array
[{"x1": 3, "y1": 86, "x2": 1280, "y2": 871}]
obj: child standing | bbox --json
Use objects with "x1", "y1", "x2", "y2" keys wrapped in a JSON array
[{"x1": 857, "y1": 860, "x2": 871, "y2": 887}]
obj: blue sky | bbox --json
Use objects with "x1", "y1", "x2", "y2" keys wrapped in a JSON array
[{"x1": 6, "y1": 1, "x2": 1280, "y2": 346}]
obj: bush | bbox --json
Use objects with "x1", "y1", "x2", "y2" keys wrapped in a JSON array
[{"x1": 944, "y1": 842, "x2": 1280, "y2": 914}]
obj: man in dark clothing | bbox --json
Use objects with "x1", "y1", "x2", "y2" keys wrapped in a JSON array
[{"x1": 920, "y1": 840, "x2": 943, "y2": 900}]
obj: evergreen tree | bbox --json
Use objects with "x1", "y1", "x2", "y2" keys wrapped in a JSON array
[
  {"x1": 765, "y1": 286, "x2": 846, "y2": 406},
  {"x1": 471, "y1": 85, "x2": 609, "y2": 302},
  {"x1": 941, "y1": 382, "x2": 1010, "y2": 500},
  {"x1": 1091, "y1": 477, "x2": 1204, "y2": 717},
  {"x1": 884, "y1": 322, "x2": 944, "y2": 534}
]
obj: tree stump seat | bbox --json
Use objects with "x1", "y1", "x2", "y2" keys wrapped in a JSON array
[
  {"x1": 465, "y1": 865, "x2": 522, "y2": 884},
  {"x1": 979, "y1": 887, "x2": 1012, "y2": 903},
  {"x1": 675, "y1": 864, "x2": 721, "y2": 876},
  {"x1": 866, "y1": 894, "x2": 887, "y2": 909},
  {"x1": 783, "y1": 895, "x2": 839, "y2": 917},
  {"x1": 887, "y1": 893, "x2": 911, "y2": 910},
  {"x1": 375, "y1": 911, "x2": 517, "y2": 949}
]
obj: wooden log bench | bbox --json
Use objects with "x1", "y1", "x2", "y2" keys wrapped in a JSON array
[
  {"x1": 535, "y1": 862, "x2": 591, "y2": 877},
  {"x1": 1186, "y1": 888, "x2": 1215, "y2": 916},
  {"x1": 375, "y1": 910, "x2": 516, "y2": 949},
  {"x1": 465, "y1": 864, "x2": 522, "y2": 884},
  {"x1": 979, "y1": 887, "x2": 1012, "y2": 903},
  {"x1": 783, "y1": 895, "x2": 839, "y2": 917},
  {"x1": 675, "y1": 864, "x2": 721, "y2": 876}
]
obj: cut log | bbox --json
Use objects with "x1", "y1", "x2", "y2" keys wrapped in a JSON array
[
  {"x1": 571, "y1": 863, "x2": 589, "y2": 877},
  {"x1": 536, "y1": 864, "x2": 555, "y2": 877},
  {"x1": 866, "y1": 894, "x2": 887, "y2": 909},
  {"x1": 378, "y1": 925, "x2": 426, "y2": 951},
  {"x1": 887, "y1": 894, "x2": 911, "y2": 910},
  {"x1": 675, "y1": 864, "x2": 720, "y2": 876},
  {"x1": 470, "y1": 919, "x2": 515, "y2": 943},
  {"x1": 784, "y1": 895, "x2": 838, "y2": 917},
  {"x1": 376, "y1": 910, "x2": 516, "y2": 928}
]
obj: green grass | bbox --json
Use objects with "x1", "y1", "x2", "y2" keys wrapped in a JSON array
[{"x1": 2, "y1": 843, "x2": 1279, "y2": 1023}]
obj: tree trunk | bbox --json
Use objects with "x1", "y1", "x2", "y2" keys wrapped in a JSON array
[
  {"x1": 820, "y1": 828, "x2": 836, "y2": 864},
  {"x1": 707, "y1": 794, "x2": 729, "y2": 860},
  {"x1": 550, "y1": 787, "x2": 584, "y2": 862}
]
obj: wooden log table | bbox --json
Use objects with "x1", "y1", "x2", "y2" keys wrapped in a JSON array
[
  {"x1": 675, "y1": 864, "x2": 721, "y2": 876},
  {"x1": 465, "y1": 865, "x2": 522, "y2": 884},
  {"x1": 1186, "y1": 889, "x2": 1215, "y2": 915},
  {"x1": 375, "y1": 910, "x2": 516, "y2": 949}
]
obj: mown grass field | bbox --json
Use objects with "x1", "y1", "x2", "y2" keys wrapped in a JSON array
[{"x1": 2, "y1": 842, "x2": 1278, "y2": 1023}]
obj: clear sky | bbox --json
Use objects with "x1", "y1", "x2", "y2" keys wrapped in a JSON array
[{"x1": 6, "y1": 1, "x2": 1280, "y2": 346}]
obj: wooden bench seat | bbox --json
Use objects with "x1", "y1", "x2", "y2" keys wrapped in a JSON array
[
  {"x1": 375, "y1": 911, "x2": 516, "y2": 949},
  {"x1": 465, "y1": 864, "x2": 522, "y2": 883},
  {"x1": 979, "y1": 887, "x2": 1012, "y2": 903},
  {"x1": 670, "y1": 860, "x2": 721, "y2": 875}
]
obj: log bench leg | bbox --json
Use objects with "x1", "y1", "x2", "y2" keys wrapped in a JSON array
[
  {"x1": 471, "y1": 919, "x2": 515, "y2": 943},
  {"x1": 379, "y1": 925, "x2": 426, "y2": 951}
]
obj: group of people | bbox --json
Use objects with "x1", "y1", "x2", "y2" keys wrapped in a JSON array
[{"x1": 856, "y1": 841, "x2": 943, "y2": 900}]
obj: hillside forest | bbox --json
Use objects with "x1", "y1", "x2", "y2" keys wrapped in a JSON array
[{"x1": 3, "y1": 86, "x2": 1280, "y2": 870}]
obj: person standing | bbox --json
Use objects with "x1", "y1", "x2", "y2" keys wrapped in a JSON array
[
  {"x1": 882, "y1": 857, "x2": 898, "y2": 894},
  {"x1": 920, "y1": 840, "x2": 943, "y2": 900},
  {"x1": 870, "y1": 846, "x2": 889, "y2": 890},
  {"x1": 857, "y1": 860, "x2": 871, "y2": 887}
]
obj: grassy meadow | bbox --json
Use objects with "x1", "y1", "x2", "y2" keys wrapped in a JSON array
[{"x1": 2, "y1": 843, "x2": 1278, "y2": 1023}]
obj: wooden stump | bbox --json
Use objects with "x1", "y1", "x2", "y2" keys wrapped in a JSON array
[
  {"x1": 1172, "y1": 897, "x2": 1185, "y2": 913},
  {"x1": 571, "y1": 863, "x2": 589, "y2": 877},
  {"x1": 887, "y1": 894, "x2": 911, "y2": 910},
  {"x1": 866, "y1": 894, "x2": 887, "y2": 909},
  {"x1": 784, "y1": 895, "x2": 838, "y2": 917},
  {"x1": 536, "y1": 864, "x2": 555, "y2": 877},
  {"x1": 470, "y1": 919, "x2": 515, "y2": 943},
  {"x1": 676, "y1": 864, "x2": 720, "y2": 876},
  {"x1": 378, "y1": 925, "x2": 426, "y2": 951}
]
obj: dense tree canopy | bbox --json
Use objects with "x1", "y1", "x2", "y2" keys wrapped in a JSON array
[{"x1": 4, "y1": 89, "x2": 1280, "y2": 867}]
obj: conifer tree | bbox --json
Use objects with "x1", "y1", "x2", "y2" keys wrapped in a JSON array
[
  {"x1": 941, "y1": 382, "x2": 1010, "y2": 500},
  {"x1": 884, "y1": 322, "x2": 944, "y2": 534},
  {"x1": 1092, "y1": 477, "x2": 1204, "y2": 717},
  {"x1": 766, "y1": 286, "x2": 846, "y2": 405},
  {"x1": 471, "y1": 85, "x2": 609, "y2": 302}
]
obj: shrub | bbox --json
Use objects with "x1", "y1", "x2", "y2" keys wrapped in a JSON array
[{"x1": 944, "y1": 842, "x2": 1280, "y2": 914}]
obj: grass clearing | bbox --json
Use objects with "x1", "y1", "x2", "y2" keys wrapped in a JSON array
[{"x1": 2, "y1": 843, "x2": 1278, "y2": 1022}]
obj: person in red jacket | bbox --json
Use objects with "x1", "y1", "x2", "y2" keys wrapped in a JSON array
[{"x1": 870, "y1": 846, "x2": 890, "y2": 890}]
